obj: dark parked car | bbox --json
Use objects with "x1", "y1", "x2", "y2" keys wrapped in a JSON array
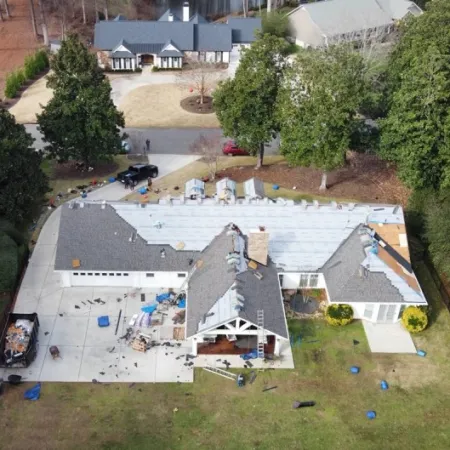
[
  {"x1": 117, "y1": 164, "x2": 158, "y2": 184},
  {"x1": 222, "y1": 140, "x2": 249, "y2": 156}
]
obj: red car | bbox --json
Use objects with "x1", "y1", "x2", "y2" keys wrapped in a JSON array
[{"x1": 222, "y1": 140, "x2": 249, "y2": 156}]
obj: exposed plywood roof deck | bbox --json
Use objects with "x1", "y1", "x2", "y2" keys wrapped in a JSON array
[{"x1": 369, "y1": 223, "x2": 411, "y2": 262}]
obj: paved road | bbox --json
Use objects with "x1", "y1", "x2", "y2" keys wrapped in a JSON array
[{"x1": 24, "y1": 124, "x2": 279, "y2": 155}]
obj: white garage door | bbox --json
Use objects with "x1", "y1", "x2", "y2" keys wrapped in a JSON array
[{"x1": 70, "y1": 271, "x2": 134, "y2": 287}]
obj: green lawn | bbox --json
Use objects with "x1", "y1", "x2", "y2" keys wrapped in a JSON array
[{"x1": 0, "y1": 262, "x2": 449, "y2": 450}]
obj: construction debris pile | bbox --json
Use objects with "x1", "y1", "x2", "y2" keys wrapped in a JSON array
[{"x1": 4, "y1": 319, "x2": 34, "y2": 364}]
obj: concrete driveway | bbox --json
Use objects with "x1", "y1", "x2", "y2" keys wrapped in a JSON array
[{"x1": 3, "y1": 207, "x2": 193, "y2": 383}]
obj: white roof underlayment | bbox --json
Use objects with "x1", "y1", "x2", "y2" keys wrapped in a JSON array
[{"x1": 112, "y1": 199, "x2": 405, "y2": 272}]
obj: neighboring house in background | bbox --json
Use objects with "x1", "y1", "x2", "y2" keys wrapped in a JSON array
[
  {"x1": 54, "y1": 178, "x2": 427, "y2": 356},
  {"x1": 93, "y1": 2, "x2": 261, "y2": 71},
  {"x1": 287, "y1": 0, "x2": 422, "y2": 48}
]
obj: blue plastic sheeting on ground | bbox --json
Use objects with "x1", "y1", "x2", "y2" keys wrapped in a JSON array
[
  {"x1": 24, "y1": 383, "x2": 41, "y2": 401},
  {"x1": 272, "y1": 184, "x2": 279, "y2": 190},
  {"x1": 240, "y1": 349, "x2": 258, "y2": 361},
  {"x1": 156, "y1": 292, "x2": 171, "y2": 303},
  {"x1": 366, "y1": 411, "x2": 376, "y2": 420},
  {"x1": 350, "y1": 366, "x2": 360, "y2": 374},
  {"x1": 141, "y1": 304, "x2": 157, "y2": 314},
  {"x1": 380, "y1": 380, "x2": 389, "y2": 390},
  {"x1": 178, "y1": 299, "x2": 186, "y2": 308},
  {"x1": 139, "y1": 187, "x2": 147, "y2": 195},
  {"x1": 109, "y1": 177, "x2": 116, "y2": 183}
]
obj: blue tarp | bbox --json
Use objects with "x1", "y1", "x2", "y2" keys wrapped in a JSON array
[
  {"x1": 177, "y1": 299, "x2": 186, "y2": 309},
  {"x1": 141, "y1": 304, "x2": 158, "y2": 314},
  {"x1": 24, "y1": 383, "x2": 41, "y2": 401},
  {"x1": 240, "y1": 349, "x2": 258, "y2": 361},
  {"x1": 156, "y1": 292, "x2": 171, "y2": 303}
]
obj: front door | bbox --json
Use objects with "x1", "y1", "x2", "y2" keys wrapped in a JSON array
[
  {"x1": 377, "y1": 304, "x2": 397, "y2": 323},
  {"x1": 141, "y1": 54, "x2": 154, "y2": 65}
]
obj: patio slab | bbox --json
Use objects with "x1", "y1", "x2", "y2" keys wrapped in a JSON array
[
  {"x1": 39, "y1": 345, "x2": 84, "y2": 381},
  {"x1": 78, "y1": 346, "x2": 122, "y2": 382},
  {"x1": 50, "y1": 316, "x2": 89, "y2": 346},
  {"x1": 363, "y1": 321, "x2": 416, "y2": 353}
]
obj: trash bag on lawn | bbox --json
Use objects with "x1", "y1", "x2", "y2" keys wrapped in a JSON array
[{"x1": 24, "y1": 382, "x2": 41, "y2": 401}]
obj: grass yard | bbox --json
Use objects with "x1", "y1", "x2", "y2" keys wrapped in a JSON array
[
  {"x1": 0, "y1": 263, "x2": 449, "y2": 450},
  {"x1": 119, "y1": 83, "x2": 221, "y2": 128}
]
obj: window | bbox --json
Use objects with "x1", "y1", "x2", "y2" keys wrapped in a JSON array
[
  {"x1": 116, "y1": 273, "x2": 122, "y2": 277},
  {"x1": 102, "y1": 273, "x2": 107, "y2": 276},
  {"x1": 146, "y1": 273, "x2": 155, "y2": 278},
  {"x1": 80, "y1": 273, "x2": 86, "y2": 276},
  {"x1": 309, "y1": 274, "x2": 319, "y2": 288},
  {"x1": 398, "y1": 305, "x2": 406, "y2": 320},
  {"x1": 124, "y1": 273, "x2": 129, "y2": 277},
  {"x1": 363, "y1": 304, "x2": 374, "y2": 319},
  {"x1": 95, "y1": 273, "x2": 100, "y2": 276},
  {"x1": 73, "y1": 273, "x2": 79, "y2": 276},
  {"x1": 109, "y1": 273, "x2": 114, "y2": 276},
  {"x1": 88, "y1": 273, "x2": 93, "y2": 276},
  {"x1": 177, "y1": 273, "x2": 186, "y2": 278},
  {"x1": 299, "y1": 274, "x2": 309, "y2": 287}
]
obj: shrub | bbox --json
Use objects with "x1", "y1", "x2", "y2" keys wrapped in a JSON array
[
  {"x1": 401, "y1": 306, "x2": 428, "y2": 333},
  {"x1": 151, "y1": 66, "x2": 159, "y2": 72},
  {"x1": 15, "y1": 69, "x2": 26, "y2": 86},
  {"x1": 4, "y1": 72, "x2": 20, "y2": 98},
  {"x1": 24, "y1": 54, "x2": 38, "y2": 79},
  {"x1": 35, "y1": 49, "x2": 49, "y2": 72},
  {"x1": 0, "y1": 233, "x2": 19, "y2": 292},
  {"x1": 325, "y1": 304, "x2": 354, "y2": 326}
]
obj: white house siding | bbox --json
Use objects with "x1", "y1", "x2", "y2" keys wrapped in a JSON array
[
  {"x1": 222, "y1": 51, "x2": 230, "y2": 63},
  {"x1": 289, "y1": 8, "x2": 325, "y2": 48},
  {"x1": 58, "y1": 270, "x2": 188, "y2": 288},
  {"x1": 280, "y1": 273, "x2": 326, "y2": 290},
  {"x1": 206, "y1": 52, "x2": 216, "y2": 62},
  {"x1": 342, "y1": 302, "x2": 408, "y2": 324}
]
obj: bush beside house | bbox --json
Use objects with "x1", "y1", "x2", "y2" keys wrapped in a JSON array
[
  {"x1": 401, "y1": 306, "x2": 428, "y2": 333},
  {"x1": 325, "y1": 304, "x2": 354, "y2": 326}
]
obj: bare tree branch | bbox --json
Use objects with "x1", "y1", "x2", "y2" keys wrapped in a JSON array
[
  {"x1": 81, "y1": 0, "x2": 86, "y2": 24},
  {"x1": 29, "y1": 0, "x2": 38, "y2": 39},
  {"x1": 189, "y1": 134, "x2": 222, "y2": 181},
  {"x1": 176, "y1": 59, "x2": 224, "y2": 105},
  {"x1": 4, "y1": 0, "x2": 10, "y2": 18}
]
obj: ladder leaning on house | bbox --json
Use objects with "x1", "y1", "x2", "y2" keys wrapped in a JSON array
[{"x1": 257, "y1": 310, "x2": 265, "y2": 359}]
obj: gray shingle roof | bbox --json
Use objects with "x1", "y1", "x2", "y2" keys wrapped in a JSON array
[
  {"x1": 158, "y1": 8, "x2": 181, "y2": 22},
  {"x1": 94, "y1": 21, "x2": 195, "y2": 51},
  {"x1": 190, "y1": 13, "x2": 207, "y2": 24},
  {"x1": 376, "y1": 0, "x2": 422, "y2": 20},
  {"x1": 194, "y1": 24, "x2": 232, "y2": 51},
  {"x1": 186, "y1": 228, "x2": 288, "y2": 339},
  {"x1": 301, "y1": 0, "x2": 393, "y2": 36},
  {"x1": 321, "y1": 225, "x2": 405, "y2": 303},
  {"x1": 55, "y1": 203, "x2": 196, "y2": 272},
  {"x1": 186, "y1": 229, "x2": 236, "y2": 338},
  {"x1": 127, "y1": 43, "x2": 164, "y2": 54},
  {"x1": 111, "y1": 51, "x2": 135, "y2": 57},
  {"x1": 228, "y1": 17, "x2": 262, "y2": 43}
]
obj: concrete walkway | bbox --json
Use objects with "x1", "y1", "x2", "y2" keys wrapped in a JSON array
[{"x1": 363, "y1": 321, "x2": 416, "y2": 353}]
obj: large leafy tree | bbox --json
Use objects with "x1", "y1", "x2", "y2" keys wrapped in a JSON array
[
  {"x1": 38, "y1": 34, "x2": 125, "y2": 167},
  {"x1": 214, "y1": 33, "x2": 288, "y2": 168},
  {"x1": 0, "y1": 109, "x2": 49, "y2": 225},
  {"x1": 380, "y1": 0, "x2": 450, "y2": 190},
  {"x1": 277, "y1": 45, "x2": 367, "y2": 189}
]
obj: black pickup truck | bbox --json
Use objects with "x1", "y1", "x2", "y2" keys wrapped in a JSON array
[{"x1": 117, "y1": 164, "x2": 159, "y2": 185}]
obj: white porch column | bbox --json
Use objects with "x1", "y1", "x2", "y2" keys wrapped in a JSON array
[
  {"x1": 191, "y1": 339, "x2": 198, "y2": 356},
  {"x1": 274, "y1": 338, "x2": 281, "y2": 356},
  {"x1": 131, "y1": 58, "x2": 136, "y2": 70},
  {"x1": 372, "y1": 304, "x2": 380, "y2": 323},
  {"x1": 61, "y1": 272, "x2": 71, "y2": 287}
]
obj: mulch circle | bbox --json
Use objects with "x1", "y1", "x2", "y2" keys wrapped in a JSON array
[{"x1": 180, "y1": 95, "x2": 215, "y2": 114}]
